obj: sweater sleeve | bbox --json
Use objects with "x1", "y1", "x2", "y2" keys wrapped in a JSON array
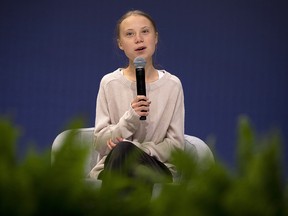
[
  {"x1": 138, "y1": 83, "x2": 185, "y2": 163},
  {"x1": 93, "y1": 78, "x2": 140, "y2": 157}
]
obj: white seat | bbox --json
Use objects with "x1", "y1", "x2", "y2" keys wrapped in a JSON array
[{"x1": 51, "y1": 127, "x2": 214, "y2": 177}]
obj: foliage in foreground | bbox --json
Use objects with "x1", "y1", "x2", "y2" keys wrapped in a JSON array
[{"x1": 0, "y1": 116, "x2": 287, "y2": 215}]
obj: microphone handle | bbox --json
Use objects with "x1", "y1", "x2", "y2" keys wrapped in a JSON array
[{"x1": 136, "y1": 67, "x2": 146, "y2": 120}]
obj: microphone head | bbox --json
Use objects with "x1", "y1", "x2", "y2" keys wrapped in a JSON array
[{"x1": 133, "y1": 57, "x2": 146, "y2": 68}]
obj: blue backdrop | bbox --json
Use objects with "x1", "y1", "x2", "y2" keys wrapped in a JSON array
[{"x1": 1, "y1": 0, "x2": 287, "y2": 173}]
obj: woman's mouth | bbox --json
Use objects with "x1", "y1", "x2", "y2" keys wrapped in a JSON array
[{"x1": 135, "y1": 46, "x2": 146, "y2": 51}]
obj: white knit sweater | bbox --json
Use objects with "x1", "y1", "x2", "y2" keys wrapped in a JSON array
[{"x1": 89, "y1": 68, "x2": 185, "y2": 179}]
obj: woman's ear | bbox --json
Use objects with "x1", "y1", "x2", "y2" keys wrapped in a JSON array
[
  {"x1": 155, "y1": 32, "x2": 159, "y2": 45},
  {"x1": 118, "y1": 39, "x2": 124, "y2": 50}
]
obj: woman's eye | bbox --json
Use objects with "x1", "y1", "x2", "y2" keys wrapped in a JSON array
[
  {"x1": 126, "y1": 32, "x2": 134, "y2": 37},
  {"x1": 142, "y1": 29, "x2": 149, "y2": 34}
]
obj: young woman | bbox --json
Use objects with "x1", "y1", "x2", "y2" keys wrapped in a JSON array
[{"x1": 89, "y1": 10, "x2": 185, "y2": 186}]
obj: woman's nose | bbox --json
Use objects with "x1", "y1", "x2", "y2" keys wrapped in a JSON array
[{"x1": 135, "y1": 33, "x2": 143, "y2": 43}]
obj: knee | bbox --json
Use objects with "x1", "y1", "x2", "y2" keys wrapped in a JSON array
[{"x1": 112, "y1": 141, "x2": 135, "y2": 154}]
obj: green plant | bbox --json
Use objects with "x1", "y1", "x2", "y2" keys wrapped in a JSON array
[{"x1": 0, "y1": 116, "x2": 287, "y2": 215}]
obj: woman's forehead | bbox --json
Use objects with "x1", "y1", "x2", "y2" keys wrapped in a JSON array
[{"x1": 120, "y1": 15, "x2": 153, "y2": 30}]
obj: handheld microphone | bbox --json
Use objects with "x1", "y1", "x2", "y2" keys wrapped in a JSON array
[{"x1": 134, "y1": 57, "x2": 146, "y2": 120}]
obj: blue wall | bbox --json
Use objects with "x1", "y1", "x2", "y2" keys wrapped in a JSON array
[{"x1": 1, "y1": 0, "x2": 287, "y2": 172}]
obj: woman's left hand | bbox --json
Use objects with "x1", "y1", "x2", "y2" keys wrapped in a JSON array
[{"x1": 106, "y1": 137, "x2": 123, "y2": 150}]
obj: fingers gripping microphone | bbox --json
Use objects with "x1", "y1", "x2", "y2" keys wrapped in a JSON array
[{"x1": 134, "y1": 57, "x2": 147, "y2": 120}]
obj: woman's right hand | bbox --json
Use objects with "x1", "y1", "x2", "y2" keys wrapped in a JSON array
[{"x1": 131, "y1": 96, "x2": 151, "y2": 118}]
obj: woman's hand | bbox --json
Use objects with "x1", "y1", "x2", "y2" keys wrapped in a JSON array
[
  {"x1": 107, "y1": 137, "x2": 123, "y2": 150},
  {"x1": 131, "y1": 96, "x2": 151, "y2": 118}
]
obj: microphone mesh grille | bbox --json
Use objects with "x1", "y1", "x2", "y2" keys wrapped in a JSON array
[{"x1": 133, "y1": 57, "x2": 146, "y2": 68}]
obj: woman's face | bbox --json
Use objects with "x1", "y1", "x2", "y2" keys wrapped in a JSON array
[{"x1": 117, "y1": 15, "x2": 158, "y2": 64}]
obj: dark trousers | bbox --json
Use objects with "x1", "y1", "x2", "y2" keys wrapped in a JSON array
[{"x1": 99, "y1": 141, "x2": 172, "y2": 187}]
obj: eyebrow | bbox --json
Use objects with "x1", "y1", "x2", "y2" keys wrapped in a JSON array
[
  {"x1": 141, "y1": 26, "x2": 150, "y2": 30},
  {"x1": 124, "y1": 26, "x2": 150, "y2": 31}
]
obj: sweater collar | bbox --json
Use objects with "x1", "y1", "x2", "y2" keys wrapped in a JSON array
[{"x1": 116, "y1": 68, "x2": 171, "y2": 91}]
